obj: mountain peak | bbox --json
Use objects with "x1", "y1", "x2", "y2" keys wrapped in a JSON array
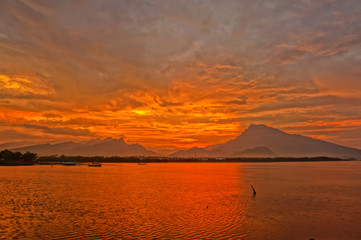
[
  {"x1": 102, "y1": 137, "x2": 125, "y2": 143},
  {"x1": 247, "y1": 123, "x2": 272, "y2": 130},
  {"x1": 243, "y1": 124, "x2": 284, "y2": 136}
]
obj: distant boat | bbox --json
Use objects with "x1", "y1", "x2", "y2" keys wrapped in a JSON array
[
  {"x1": 138, "y1": 162, "x2": 146, "y2": 165},
  {"x1": 88, "y1": 162, "x2": 102, "y2": 167},
  {"x1": 62, "y1": 161, "x2": 77, "y2": 166}
]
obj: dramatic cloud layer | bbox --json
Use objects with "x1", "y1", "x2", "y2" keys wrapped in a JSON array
[{"x1": 1, "y1": 0, "x2": 361, "y2": 151}]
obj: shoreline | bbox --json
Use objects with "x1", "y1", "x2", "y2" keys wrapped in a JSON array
[
  {"x1": 35, "y1": 156, "x2": 357, "y2": 164},
  {"x1": 2, "y1": 156, "x2": 358, "y2": 166}
]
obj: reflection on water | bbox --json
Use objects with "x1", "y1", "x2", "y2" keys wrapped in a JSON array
[{"x1": 0, "y1": 162, "x2": 361, "y2": 239}]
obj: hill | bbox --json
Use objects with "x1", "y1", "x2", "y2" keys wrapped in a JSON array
[
  {"x1": 11, "y1": 137, "x2": 159, "y2": 157},
  {"x1": 170, "y1": 124, "x2": 361, "y2": 159}
]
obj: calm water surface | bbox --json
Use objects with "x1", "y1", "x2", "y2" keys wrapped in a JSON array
[{"x1": 1, "y1": 162, "x2": 361, "y2": 239}]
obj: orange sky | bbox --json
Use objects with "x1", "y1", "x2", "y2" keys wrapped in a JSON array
[{"x1": 0, "y1": 0, "x2": 361, "y2": 152}]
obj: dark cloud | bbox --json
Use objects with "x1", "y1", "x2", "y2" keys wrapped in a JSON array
[
  {"x1": 249, "y1": 95, "x2": 361, "y2": 113},
  {"x1": 22, "y1": 124, "x2": 96, "y2": 137},
  {"x1": 0, "y1": 129, "x2": 35, "y2": 140},
  {"x1": 226, "y1": 99, "x2": 247, "y2": 105}
]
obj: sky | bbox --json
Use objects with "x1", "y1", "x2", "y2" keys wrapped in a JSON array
[{"x1": 0, "y1": 0, "x2": 361, "y2": 152}]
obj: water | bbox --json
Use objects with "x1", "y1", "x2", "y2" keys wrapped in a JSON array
[{"x1": 1, "y1": 162, "x2": 361, "y2": 239}]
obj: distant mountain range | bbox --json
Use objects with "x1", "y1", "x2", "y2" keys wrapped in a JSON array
[
  {"x1": 0, "y1": 141, "x2": 36, "y2": 150},
  {"x1": 7, "y1": 137, "x2": 159, "y2": 157},
  {"x1": 170, "y1": 124, "x2": 361, "y2": 159},
  {"x1": 1, "y1": 124, "x2": 361, "y2": 159}
]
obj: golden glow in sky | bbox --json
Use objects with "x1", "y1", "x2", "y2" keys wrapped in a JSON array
[{"x1": 0, "y1": 0, "x2": 361, "y2": 152}]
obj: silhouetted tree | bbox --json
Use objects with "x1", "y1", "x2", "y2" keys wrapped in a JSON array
[
  {"x1": 0, "y1": 149, "x2": 37, "y2": 163},
  {"x1": 13, "y1": 151, "x2": 22, "y2": 161},
  {"x1": 0, "y1": 149, "x2": 14, "y2": 161},
  {"x1": 23, "y1": 151, "x2": 37, "y2": 162}
]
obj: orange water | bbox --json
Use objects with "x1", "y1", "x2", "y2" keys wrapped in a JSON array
[{"x1": 1, "y1": 162, "x2": 361, "y2": 239}]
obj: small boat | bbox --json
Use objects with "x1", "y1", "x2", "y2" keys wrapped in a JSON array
[
  {"x1": 88, "y1": 162, "x2": 102, "y2": 167},
  {"x1": 62, "y1": 161, "x2": 77, "y2": 166},
  {"x1": 138, "y1": 162, "x2": 146, "y2": 165}
]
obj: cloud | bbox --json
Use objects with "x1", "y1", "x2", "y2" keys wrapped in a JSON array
[
  {"x1": 0, "y1": 0, "x2": 361, "y2": 148},
  {"x1": 0, "y1": 74, "x2": 54, "y2": 98},
  {"x1": 226, "y1": 99, "x2": 247, "y2": 105},
  {"x1": 22, "y1": 124, "x2": 96, "y2": 137},
  {"x1": 249, "y1": 95, "x2": 361, "y2": 113},
  {"x1": 0, "y1": 129, "x2": 36, "y2": 141}
]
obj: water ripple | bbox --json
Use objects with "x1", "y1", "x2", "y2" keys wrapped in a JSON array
[{"x1": 1, "y1": 162, "x2": 361, "y2": 239}]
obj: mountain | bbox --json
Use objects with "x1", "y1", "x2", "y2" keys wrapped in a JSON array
[
  {"x1": 171, "y1": 124, "x2": 361, "y2": 159},
  {"x1": 4, "y1": 124, "x2": 361, "y2": 159},
  {"x1": 232, "y1": 146, "x2": 276, "y2": 157},
  {"x1": 0, "y1": 141, "x2": 36, "y2": 150},
  {"x1": 11, "y1": 137, "x2": 159, "y2": 157},
  {"x1": 168, "y1": 147, "x2": 212, "y2": 158}
]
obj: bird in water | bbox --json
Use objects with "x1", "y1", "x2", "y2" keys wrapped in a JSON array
[{"x1": 251, "y1": 185, "x2": 256, "y2": 195}]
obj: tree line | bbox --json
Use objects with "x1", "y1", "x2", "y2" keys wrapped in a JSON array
[{"x1": 0, "y1": 149, "x2": 37, "y2": 162}]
